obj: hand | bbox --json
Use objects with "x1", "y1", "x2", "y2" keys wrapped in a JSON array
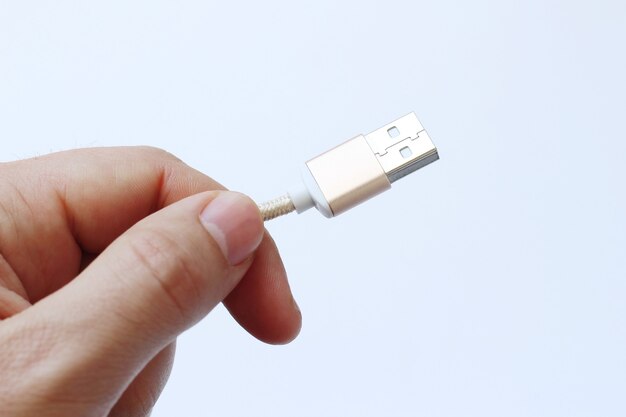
[{"x1": 0, "y1": 147, "x2": 301, "y2": 417}]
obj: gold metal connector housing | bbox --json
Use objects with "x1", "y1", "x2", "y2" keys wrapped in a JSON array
[{"x1": 306, "y1": 135, "x2": 391, "y2": 216}]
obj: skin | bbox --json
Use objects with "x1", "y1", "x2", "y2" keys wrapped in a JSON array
[{"x1": 0, "y1": 147, "x2": 301, "y2": 417}]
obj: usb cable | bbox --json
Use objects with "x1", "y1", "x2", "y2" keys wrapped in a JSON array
[{"x1": 258, "y1": 112, "x2": 439, "y2": 221}]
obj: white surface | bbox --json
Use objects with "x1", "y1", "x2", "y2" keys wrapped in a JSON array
[{"x1": 2, "y1": 1, "x2": 626, "y2": 416}]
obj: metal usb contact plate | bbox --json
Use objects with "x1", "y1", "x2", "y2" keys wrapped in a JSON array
[{"x1": 364, "y1": 112, "x2": 439, "y2": 183}]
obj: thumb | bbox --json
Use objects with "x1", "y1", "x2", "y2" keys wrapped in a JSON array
[
  {"x1": 0, "y1": 191, "x2": 263, "y2": 413},
  {"x1": 74, "y1": 190, "x2": 264, "y2": 348}
]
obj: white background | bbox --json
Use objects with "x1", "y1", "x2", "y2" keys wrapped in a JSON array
[{"x1": 2, "y1": 1, "x2": 626, "y2": 416}]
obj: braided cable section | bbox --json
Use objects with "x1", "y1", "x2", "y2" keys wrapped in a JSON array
[{"x1": 258, "y1": 194, "x2": 296, "y2": 221}]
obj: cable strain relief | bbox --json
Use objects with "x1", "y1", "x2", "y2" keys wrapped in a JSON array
[
  {"x1": 288, "y1": 183, "x2": 314, "y2": 214},
  {"x1": 291, "y1": 165, "x2": 333, "y2": 218}
]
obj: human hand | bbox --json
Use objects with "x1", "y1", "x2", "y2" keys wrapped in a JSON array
[{"x1": 0, "y1": 147, "x2": 301, "y2": 417}]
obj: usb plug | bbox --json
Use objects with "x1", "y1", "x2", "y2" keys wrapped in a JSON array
[
  {"x1": 258, "y1": 112, "x2": 439, "y2": 220},
  {"x1": 364, "y1": 112, "x2": 439, "y2": 183}
]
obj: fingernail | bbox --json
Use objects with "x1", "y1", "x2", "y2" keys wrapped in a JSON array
[
  {"x1": 199, "y1": 192, "x2": 264, "y2": 265},
  {"x1": 292, "y1": 297, "x2": 301, "y2": 315}
]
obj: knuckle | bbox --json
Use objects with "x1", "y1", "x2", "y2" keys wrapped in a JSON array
[
  {"x1": 124, "y1": 229, "x2": 203, "y2": 323},
  {"x1": 135, "y1": 146, "x2": 182, "y2": 164}
]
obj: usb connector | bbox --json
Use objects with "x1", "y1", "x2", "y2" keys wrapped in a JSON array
[
  {"x1": 364, "y1": 112, "x2": 439, "y2": 183},
  {"x1": 258, "y1": 112, "x2": 439, "y2": 220}
]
